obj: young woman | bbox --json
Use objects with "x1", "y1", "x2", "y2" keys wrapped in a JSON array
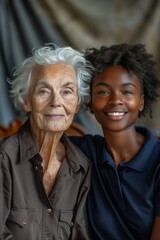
[{"x1": 71, "y1": 44, "x2": 160, "y2": 240}]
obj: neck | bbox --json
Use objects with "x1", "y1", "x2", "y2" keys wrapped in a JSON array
[
  {"x1": 103, "y1": 127, "x2": 145, "y2": 167},
  {"x1": 31, "y1": 124, "x2": 64, "y2": 169}
]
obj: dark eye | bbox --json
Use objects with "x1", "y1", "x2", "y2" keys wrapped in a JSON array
[
  {"x1": 38, "y1": 89, "x2": 50, "y2": 95},
  {"x1": 36, "y1": 87, "x2": 51, "y2": 97},
  {"x1": 122, "y1": 90, "x2": 133, "y2": 95},
  {"x1": 98, "y1": 90, "x2": 110, "y2": 95},
  {"x1": 63, "y1": 89, "x2": 72, "y2": 95},
  {"x1": 39, "y1": 89, "x2": 48, "y2": 94}
]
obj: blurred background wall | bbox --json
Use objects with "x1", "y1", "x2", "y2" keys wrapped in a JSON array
[{"x1": 1, "y1": 0, "x2": 160, "y2": 135}]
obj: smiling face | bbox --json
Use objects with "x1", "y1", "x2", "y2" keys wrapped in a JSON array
[
  {"x1": 91, "y1": 65, "x2": 144, "y2": 133},
  {"x1": 23, "y1": 64, "x2": 79, "y2": 134}
]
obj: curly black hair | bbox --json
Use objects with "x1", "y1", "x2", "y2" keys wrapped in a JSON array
[{"x1": 85, "y1": 43, "x2": 160, "y2": 118}]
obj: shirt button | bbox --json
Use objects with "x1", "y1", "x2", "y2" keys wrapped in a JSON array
[
  {"x1": 70, "y1": 221, "x2": 73, "y2": 227},
  {"x1": 22, "y1": 219, "x2": 27, "y2": 225},
  {"x1": 47, "y1": 208, "x2": 52, "y2": 214}
]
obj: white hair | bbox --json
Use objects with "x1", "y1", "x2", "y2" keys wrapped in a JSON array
[{"x1": 10, "y1": 44, "x2": 93, "y2": 113}]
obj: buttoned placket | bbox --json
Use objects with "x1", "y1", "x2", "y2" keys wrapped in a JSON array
[
  {"x1": 101, "y1": 162, "x2": 126, "y2": 213},
  {"x1": 33, "y1": 155, "x2": 56, "y2": 239}
]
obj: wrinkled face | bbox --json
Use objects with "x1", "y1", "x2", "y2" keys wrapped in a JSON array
[
  {"x1": 91, "y1": 65, "x2": 144, "y2": 132},
  {"x1": 23, "y1": 64, "x2": 79, "y2": 133}
]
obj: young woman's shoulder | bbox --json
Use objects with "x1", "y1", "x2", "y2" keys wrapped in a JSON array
[
  {"x1": 70, "y1": 134, "x2": 103, "y2": 145},
  {"x1": 69, "y1": 134, "x2": 104, "y2": 159}
]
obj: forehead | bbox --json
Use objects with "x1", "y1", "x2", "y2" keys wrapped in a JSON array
[
  {"x1": 94, "y1": 65, "x2": 141, "y2": 86},
  {"x1": 32, "y1": 63, "x2": 76, "y2": 84}
]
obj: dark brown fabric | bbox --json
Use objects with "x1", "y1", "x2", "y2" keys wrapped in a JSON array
[{"x1": 0, "y1": 120, "x2": 91, "y2": 240}]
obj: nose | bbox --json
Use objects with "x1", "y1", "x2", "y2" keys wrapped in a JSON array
[
  {"x1": 50, "y1": 92, "x2": 62, "y2": 107},
  {"x1": 109, "y1": 92, "x2": 123, "y2": 105}
]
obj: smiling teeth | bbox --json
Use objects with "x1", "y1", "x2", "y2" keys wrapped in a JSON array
[{"x1": 108, "y1": 112, "x2": 124, "y2": 116}]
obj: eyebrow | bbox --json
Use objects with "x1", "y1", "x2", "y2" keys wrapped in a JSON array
[
  {"x1": 36, "y1": 80, "x2": 50, "y2": 87},
  {"x1": 36, "y1": 80, "x2": 76, "y2": 87},
  {"x1": 63, "y1": 82, "x2": 76, "y2": 87},
  {"x1": 94, "y1": 82, "x2": 137, "y2": 88}
]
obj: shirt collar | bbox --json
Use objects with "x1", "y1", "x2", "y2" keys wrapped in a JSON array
[
  {"x1": 123, "y1": 126, "x2": 157, "y2": 172},
  {"x1": 99, "y1": 126, "x2": 158, "y2": 172},
  {"x1": 18, "y1": 119, "x2": 89, "y2": 173},
  {"x1": 19, "y1": 119, "x2": 38, "y2": 162},
  {"x1": 62, "y1": 134, "x2": 90, "y2": 173}
]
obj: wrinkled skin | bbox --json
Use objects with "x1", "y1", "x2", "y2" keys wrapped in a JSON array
[{"x1": 23, "y1": 63, "x2": 79, "y2": 194}]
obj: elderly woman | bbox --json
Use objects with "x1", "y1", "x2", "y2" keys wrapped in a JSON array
[{"x1": 0, "y1": 45, "x2": 92, "y2": 240}]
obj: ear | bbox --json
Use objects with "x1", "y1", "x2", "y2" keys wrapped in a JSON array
[
  {"x1": 23, "y1": 98, "x2": 31, "y2": 113},
  {"x1": 75, "y1": 106, "x2": 80, "y2": 114},
  {"x1": 139, "y1": 94, "x2": 144, "y2": 112}
]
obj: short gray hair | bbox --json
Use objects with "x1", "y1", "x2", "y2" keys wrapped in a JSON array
[{"x1": 10, "y1": 44, "x2": 93, "y2": 113}]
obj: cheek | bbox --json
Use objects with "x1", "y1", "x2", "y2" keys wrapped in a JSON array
[
  {"x1": 30, "y1": 98, "x2": 46, "y2": 113},
  {"x1": 67, "y1": 102, "x2": 78, "y2": 114},
  {"x1": 91, "y1": 98, "x2": 106, "y2": 111},
  {"x1": 65, "y1": 96, "x2": 78, "y2": 113},
  {"x1": 128, "y1": 99, "x2": 142, "y2": 111}
]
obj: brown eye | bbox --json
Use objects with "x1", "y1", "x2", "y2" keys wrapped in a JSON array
[
  {"x1": 122, "y1": 90, "x2": 133, "y2": 95},
  {"x1": 63, "y1": 89, "x2": 72, "y2": 95},
  {"x1": 97, "y1": 90, "x2": 110, "y2": 95},
  {"x1": 38, "y1": 87, "x2": 50, "y2": 95},
  {"x1": 39, "y1": 89, "x2": 49, "y2": 94}
]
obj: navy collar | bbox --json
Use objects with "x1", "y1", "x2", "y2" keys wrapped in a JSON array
[{"x1": 99, "y1": 126, "x2": 158, "y2": 172}]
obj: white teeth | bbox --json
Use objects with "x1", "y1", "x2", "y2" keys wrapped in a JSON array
[{"x1": 108, "y1": 112, "x2": 124, "y2": 116}]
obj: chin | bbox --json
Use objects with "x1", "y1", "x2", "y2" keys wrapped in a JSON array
[{"x1": 47, "y1": 127, "x2": 65, "y2": 133}]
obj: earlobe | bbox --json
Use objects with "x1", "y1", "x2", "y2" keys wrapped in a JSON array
[
  {"x1": 23, "y1": 104, "x2": 31, "y2": 113},
  {"x1": 23, "y1": 99, "x2": 31, "y2": 113},
  {"x1": 139, "y1": 106, "x2": 144, "y2": 112},
  {"x1": 75, "y1": 106, "x2": 80, "y2": 114}
]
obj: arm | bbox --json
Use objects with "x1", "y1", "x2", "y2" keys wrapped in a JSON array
[
  {"x1": 0, "y1": 225, "x2": 14, "y2": 240},
  {"x1": 0, "y1": 153, "x2": 13, "y2": 238},
  {"x1": 150, "y1": 216, "x2": 160, "y2": 240}
]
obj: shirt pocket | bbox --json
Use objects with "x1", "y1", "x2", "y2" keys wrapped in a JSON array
[
  {"x1": 58, "y1": 210, "x2": 73, "y2": 240},
  {"x1": 6, "y1": 209, "x2": 39, "y2": 240}
]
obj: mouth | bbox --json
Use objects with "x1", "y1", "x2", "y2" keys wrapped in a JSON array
[
  {"x1": 44, "y1": 114, "x2": 65, "y2": 119},
  {"x1": 105, "y1": 112, "x2": 126, "y2": 120},
  {"x1": 107, "y1": 112, "x2": 125, "y2": 116}
]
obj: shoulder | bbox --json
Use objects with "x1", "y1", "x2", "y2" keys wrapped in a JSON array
[
  {"x1": 136, "y1": 126, "x2": 160, "y2": 168},
  {"x1": 69, "y1": 134, "x2": 105, "y2": 159},
  {"x1": 0, "y1": 132, "x2": 19, "y2": 153},
  {"x1": 62, "y1": 134, "x2": 92, "y2": 171},
  {"x1": 0, "y1": 133, "x2": 20, "y2": 169},
  {"x1": 136, "y1": 126, "x2": 160, "y2": 148},
  {"x1": 0, "y1": 120, "x2": 30, "y2": 153},
  {"x1": 70, "y1": 134, "x2": 104, "y2": 147},
  {"x1": 0, "y1": 120, "x2": 35, "y2": 163}
]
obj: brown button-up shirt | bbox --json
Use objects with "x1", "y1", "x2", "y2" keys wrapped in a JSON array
[{"x1": 0, "y1": 120, "x2": 91, "y2": 240}]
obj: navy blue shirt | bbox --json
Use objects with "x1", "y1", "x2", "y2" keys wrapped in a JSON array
[{"x1": 70, "y1": 127, "x2": 160, "y2": 240}]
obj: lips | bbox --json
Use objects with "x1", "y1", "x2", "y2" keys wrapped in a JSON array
[
  {"x1": 107, "y1": 112, "x2": 125, "y2": 116},
  {"x1": 104, "y1": 111, "x2": 126, "y2": 121},
  {"x1": 44, "y1": 113, "x2": 65, "y2": 118},
  {"x1": 45, "y1": 114, "x2": 64, "y2": 116}
]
